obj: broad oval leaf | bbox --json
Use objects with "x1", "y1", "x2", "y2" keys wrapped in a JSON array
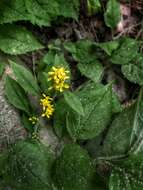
[
  {"x1": 104, "y1": 0, "x2": 121, "y2": 29},
  {"x1": 0, "y1": 24, "x2": 43, "y2": 55},
  {"x1": 54, "y1": 99, "x2": 69, "y2": 138},
  {"x1": 66, "y1": 83, "x2": 122, "y2": 140},
  {"x1": 102, "y1": 87, "x2": 143, "y2": 157},
  {"x1": 2, "y1": 141, "x2": 54, "y2": 190},
  {"x1": 0, "y1": 0, "x2": 30, "y2": 24},
  {"x1": 53, "y1": 144, "x2": 95, "y2": 190},
  {"x1": 122, "y1": 54, "x2": 143, "y2": 85},
  {"x1": 64, "y1": 91, "x2": 84, "y2": 116},
  {"x1": 25, "y1": 0, "x2": 59, "y2": 26},
  {"x1": 64, "y1": 40, "x2": 97, "y2": 63},
  {"x1": 25, "y1": 0, "x2": 79, "y2": 26},
  {"x1": 57, "y1": 0, "x2": 80, "y2": 20},
  {"x1": 109, "y1": 153, "x2": 143, "y2": 190},
  {"x1": 0, "y1": 0, "x2": 79, "y2": 27},
  {"x1": 96, "y1": 41, "x2": 119, "y2": 56},
  {"x1": 5, "y1": 76, "x2": 30, "y2": 114},
  {"x1": 11, "y1": 61, "x2": 39, "y2": 96},
  {"x1": 102, "y1": 106, "x2": 134, "y2": 157},
  {"x1": 77, "y1": 61, "x2": 103, "y2": 83},
  {"x1": 110, "y1": 38, "x2": 139, "y2": 65}
]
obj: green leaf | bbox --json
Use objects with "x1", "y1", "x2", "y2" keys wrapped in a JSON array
[
  {"x1": 122, "y1": 54, "x2": 143, "y2": 85},
  {"x1": 2, "y1": 141, "x2": 54, "y2": 190},
  {"x1": 130, "y1": 87, "x2": 143, "y2": 149},
  {"x1": 64, "y1": 91, "x2": 84, "y2": 116},
  {"x1": 38, "y1": 72, "x2": 51, "y2": 94},
  {"x1": 54, "y1": 99, "x2": 70, "y2": 138},
  {"x1": 66, "y1": 83, "x2": 122, "y2": 140},
  {"x1": 103, "y1": 87, "x2": 143, "y2": 157},
  {"x1": 25, "y1": 0, "x2": 79, "y2": 26},
  {"x1": 42, "y1": 50, "x2": 55, "y2": 66},
  {"x1": 96, "y1": 41, "x2": 119, "y2": 56},
  {"x1": 0, "y1": 64, "x2": 5, "y2": 77},
  {"x1": 102, "y1": 106, "x2": 134, "y2": 157},
  {"x1": 0, "y1": 24, "x2": 43, "y2": 55},
  {"x1": 38, "y1": 50, "x2": 55, "y2": 72},
  {"x1": 54, "y1": 54, "x2": 70, "y2": 70},
  {"x1": 77, "y1": 61, "x2": 103, "y2": 83},
  {"x1": 64, "y1": 40, "x2": 97, "y2": 63},
  {"x1": 25, "y1": 0, "x2": 59, "y2": 26},
  {"x1": 0, "y1": 0, "x2": 79, "y2": 26},
  {"x1": 11, "y1": 61, "x2": 39, "y2": 96},
  {"x1": 110, "y1": 38, "x2": 139, "y2": 65},
  {"x1": 52, "y1": 144, "x2": 95, "y2": 190},
  {"x1": 109, "y1": 153, "x2": 143, "y2": 190},
  {"x1": 0, "y1": 0, "x2": 30, "y2": 24},
  {"x1": 87, "y1": 0, "x2": 101, "y2": 16},
  {"x1": 57, "y1": 0, "x2": 80, "y2": 20},
  {"x1": 104, "y1": 0, "x2": 121, "y2": 28},
  {"x1": 5, "y1": 76, "x2": 30, "y2": 114}
]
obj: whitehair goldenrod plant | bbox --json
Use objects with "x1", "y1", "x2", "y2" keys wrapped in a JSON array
[
  {"x1": 2, "y1": 37, "x2": 143, "y2": 190},
  {"x1": 0, "y1": 0, "x2": 143, "y2": 190}
]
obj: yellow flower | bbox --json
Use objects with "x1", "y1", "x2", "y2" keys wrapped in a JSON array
[
  {"x1": 54, "y1": 82, "x2": 69, "y2": 92},
  {"x1": 29, "y1": 116, "x2": 39, "y2": 125},
  {"x1": 40, "y1": 94, "x2": 54, "y2": 118},
  {"x1": 48, "y1": 66, "x2": 70, "y2": 92}
]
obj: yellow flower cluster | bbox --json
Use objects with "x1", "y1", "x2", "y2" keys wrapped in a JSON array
[
  {"x1": 48, "y1": 66, "x2": 70, "y2": 92},
  {"x1": 40, "y1": 94, "x2": 54, "y2": 118},
  {"x1": 29, "y1": 116, "x2": 39, "y2": 125}
]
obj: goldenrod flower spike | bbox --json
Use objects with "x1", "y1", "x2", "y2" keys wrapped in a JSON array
[
  {"x1": 48, "y1": 66, "x2": 70, "y2": 92},
  {"x1": 40, "y1": 93, "x2": 53, "y2": 110},
  {"x1": 29, "y1": 116, "x2": 39, "y2": 125},
  {"x1": 40, "y1": 94, "x2": 54, "y2": 119}
]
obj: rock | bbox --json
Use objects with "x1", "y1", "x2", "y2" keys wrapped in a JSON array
[
  {"x1": 39, "y1": 126, "x2": 63, "y2": 155},
  {"x1": 0, "y1": 79, "x2": 26, "y2": 151}
]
